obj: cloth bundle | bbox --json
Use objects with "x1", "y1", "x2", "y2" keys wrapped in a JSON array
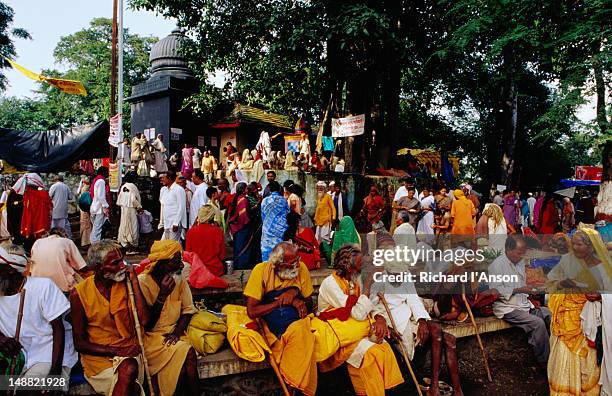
[
  {"x1": 187, "y1": 309, "x2": 227, "y2": 355},
  {"x1": 222, "y1": 304, "x2": 270, "y2": 362}
]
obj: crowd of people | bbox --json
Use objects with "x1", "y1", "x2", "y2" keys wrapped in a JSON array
[{"x1": 0, "y1": 133, "x2": 609, "y2": 396}]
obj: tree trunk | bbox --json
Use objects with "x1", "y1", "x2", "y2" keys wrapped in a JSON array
[
  {"x1": 502, "y1": 76, "x2": 518, "y2": 187},
  {"x1": 593, "y1": 44, "x2": 610, "y2": 137}
]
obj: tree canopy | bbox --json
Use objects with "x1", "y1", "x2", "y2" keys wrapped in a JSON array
[
  {"x1": 0, "y1": 1, "x2": 30, "y2": 90},
  {"x1": 0, "y1": 17, "x2": 156, "y2": 131}
]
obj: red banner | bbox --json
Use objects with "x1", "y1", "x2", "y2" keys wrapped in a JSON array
[{"x1": 575, "y1": 166, "x2": 602, "y2": 181}]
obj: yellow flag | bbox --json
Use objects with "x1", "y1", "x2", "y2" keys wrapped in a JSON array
[{"x1": 5, "y1": 57, "x2": 88, "y2": 96}]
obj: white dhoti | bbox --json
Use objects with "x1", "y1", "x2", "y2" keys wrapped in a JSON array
[
  {"x1": 86, "y1": 356, "x2": 145, "y2": 396},
  {"x1": 118, "y1": 207, "x2": 139, "y2": 247}
]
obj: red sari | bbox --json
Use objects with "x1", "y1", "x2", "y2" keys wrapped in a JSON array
[
  {"x1": 294, "y1": 227, "x2": 320, "y2": 270},
  {"x1": 363, "y1": 194, "x2": 385, "y2": 224},
  {"x1": 21, "y1": 187, "x2": 52, "y2": 238},
  {"x1": 539, "y1": 200, "x2": 559, "y2": 234}
]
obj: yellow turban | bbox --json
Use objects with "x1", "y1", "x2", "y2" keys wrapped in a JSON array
[
  {"x1": 145, "y1": 240, "x2": 182, "y2": 273},
  {"x1": 198, "y1": 205, "x2": 216, "y2": 224},
  {"x1": 454, "y1": 189, "x2": 464, "y2": 198}
]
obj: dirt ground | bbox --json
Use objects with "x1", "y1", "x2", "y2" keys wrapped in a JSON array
[{"x1": 202, "y1": 327, "x2": 550, "y2": 396}]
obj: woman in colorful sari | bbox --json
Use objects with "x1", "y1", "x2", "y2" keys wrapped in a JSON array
[
  {"x1": 331, "y1": 216, "x2": 361, "y2": 264},
  {"x1": 562, "y1": 197, "x2": 576, "y2": 233},
  {"x1": 539, "y1": 194, "x2": 560, "y2": 235},
  {"x1": 284, "y1": 212, "x2": 320, "y2": 270},
  {"x1": 228, "y1": 182, "x2": 253, "y2": 269},
  {"x1": 547, "y1": 228, "x2": 612, "y2": 395},
  {"x1": 181, "y1": 144, "x2": 194, "y2": 178}
]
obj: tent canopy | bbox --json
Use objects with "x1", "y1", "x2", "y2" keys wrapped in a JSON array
[
  {"x1": 0, "y1": 121, "x2": 109, "y2": 173},
  {"x1": 559, "y1": 178, "x2": 600, "y2": 188}
]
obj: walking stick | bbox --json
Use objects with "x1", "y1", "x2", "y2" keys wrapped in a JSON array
[
  {"x1": 125, "y1": 274, "x2": 156, "y2": 396},
  {"x1": 9, "y1": 288, "x2": 26, "y2": 377},
  {"x1": 377, "y1": 293, "x2": 423, "y2": 396},
  {"x1": 460, "y1": 286, "x2": 493, "y2": 382},
  {"x1": 255, "y1": 318, "x2": 291, "y2": 396}
]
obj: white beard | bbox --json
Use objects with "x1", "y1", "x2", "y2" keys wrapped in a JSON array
[
  {"x1": 104, "y1": 269, "x2": 127, "y2": 283},
  {"x1": 278, "y1": 268, "x2": 299, "y2": 280}
]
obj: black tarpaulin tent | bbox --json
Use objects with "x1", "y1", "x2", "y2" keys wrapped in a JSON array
[{"x1": 0, "y1": 121, "x2": 109, "y2": 172}]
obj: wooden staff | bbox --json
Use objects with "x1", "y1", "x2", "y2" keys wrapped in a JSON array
[
  {"x1": 9, "y1": 288, "x2": 26, "y2": 377},
  {"x1": 255, "y1": 318, "x2": 291, "y2": 396},
  {"x1": 377, "y1": 293, "x2": 423, "y2": 396},
  {"x1": 125, "y1": 274, "x2": 155, "y2": 396},
  {"x1": 461, "y1": 286, "x2": 493, "y2": 382}
]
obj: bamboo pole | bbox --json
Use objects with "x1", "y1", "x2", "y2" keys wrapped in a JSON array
[
  {"x1": 461, "y1": 287, "x2": 493, "y2": 382},
  {"x1": 125, "y1": 275, "x2": 155, "y2": 396}
]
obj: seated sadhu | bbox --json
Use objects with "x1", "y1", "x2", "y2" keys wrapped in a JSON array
[
  {"x1": 317, "y1": 243, "x2": 404, "y2": 396},
  {"x1": 370, "y1": 258, "x2": 464, "y2": 396},
  {"x1": 70, "y1": 240, "x2": 150, "y2": 396},
  {"x1": 243, "y1": 241, "x2": 318, "y2": 395},
  {"x1": 138, "y1": 240, "x2": 199, "y2": 396}
]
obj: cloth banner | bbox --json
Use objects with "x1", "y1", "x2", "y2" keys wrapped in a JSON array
[
  {"x1": 108, "y1": 114, "x2": 121, "y2": 147},
  {"x1": 575, "y1": 166, "x2": 603, "y2": 181},
  {"x1": 6, "y1": 57, "x2": 87, "y2": 96},
  {"x1": 331, "y1": 114, "x2": 365, "y2": 138},
  {"x1": 109, "y1": 162, "x2": 122, "y2": 193},
  {"x1": 0, "y1": 121, "x2": 109, "y2": 172}
]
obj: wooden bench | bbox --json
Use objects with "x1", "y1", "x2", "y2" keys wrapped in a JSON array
[{"x1": 195, "y1": 316, "x2": 512, "y2": 379}]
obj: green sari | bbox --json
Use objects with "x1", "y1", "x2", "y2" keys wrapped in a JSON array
[{"x1": 331, "y1": 216, "x2": 361, "y2": 264}]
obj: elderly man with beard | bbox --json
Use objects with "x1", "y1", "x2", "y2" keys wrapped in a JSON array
[
  {"x1": 70, "y1": 240, "x2": 150, "y2": 396},
  {"x1": 317, "y1": 244, "x2": 403, "y2": 396},
  {"x1": 138, "y1": 240, "x2": 199, "y2": 396},
  {"x1": 314, "y1": 181, "x2": 336, "y2": 243},
  {"x1": 0, "y1": 244, "x2": 78, "y2": 388},
  {"x1": 244, "y1": 242, "x2": 318, "y2": 396}
]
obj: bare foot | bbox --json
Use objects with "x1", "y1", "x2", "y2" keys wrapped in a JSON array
[{"x1": 427, "y1": 386, "x2": 441, "y2": 396}]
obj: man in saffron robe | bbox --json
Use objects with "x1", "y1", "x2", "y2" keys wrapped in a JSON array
[
  {"x1": 314, "y1": 181, "x2": 336, "y2": 243},
  {"x1": 317, "y1": 244, "x2": 403, "y2": 396},
  {"x1": 450, "y1": 189, "x2": 475, "y2": 247},
  {"x1": 138, "y1": 240, "x2": 199, "y2": 396},
  {"x1": 70, "y1": 240, "x2": 150, "y2": 396},
  {"x1": 244, "y1": 242, "x2": 317, "y2": 396}
]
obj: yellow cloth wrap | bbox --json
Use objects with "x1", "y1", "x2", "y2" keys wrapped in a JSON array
[
  {"x1": 549, "y1": 294, "x2": 588, "y2": 356},
  {"x1": 310, "y1": 315, "x2": 371, "y2": 362},
  {"x1": 346, "y1": 342, "x2": 404, "y2": 396},
  {"x1": 222, "y1": 304, "x2": 270, "y2": 362},
  {"x1": 146, "y1": 240, "x2": 182, "y2": 273},
  {"x1": 269, "y1": 317, "x2": 318, "y2": 396},
  {"x1": 75, "y1": 276, "x2": 138, "y2": 377},
  {"x1": 189, "y1": 310, "x2": 228, "y2": 333},
  {"x1": 138, "y1": 273, "x2": 198, "y2": 396}
]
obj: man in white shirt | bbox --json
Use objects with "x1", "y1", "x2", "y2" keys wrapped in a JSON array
[
  {"x1": 0, "y1": 245, "x2": 78, "y2": 387},
  {"x1": 189, "y1": 170, "x2": 209, "y2": 227},
  {"x1": 49, "y1": 174, "x2": 75, "y2": 239},
  {"x1": 527, "y1": 192, "x2": 537, "y2": 227},
  {"x1": 488, "y1": 235, "x2": 550, "y2": 365},
  {"x1": 159, "y1": 170, "x2": 187, "y2": 241},
  {"x1": 90, "y1": 166, "x2": 110, "y2": 244},
  {"x1": 370, "y1": 258, "x2": 464, "y2": 396},
  {"x1": 393, "y1": 178, "x2": 419, "y2": 203}
]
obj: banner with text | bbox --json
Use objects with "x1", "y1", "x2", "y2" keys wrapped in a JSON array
[
  {"x1": 331, "y1": 114, "x2": 365, "y2": 138},
  {"x1": 575, "y1": 166, "x2": 603, "y2": 181}
]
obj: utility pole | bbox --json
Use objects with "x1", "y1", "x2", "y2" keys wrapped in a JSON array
[
  {"x1": 117, "y1": 0, "x2": 124, "y2": 143},
  {"x1": 110, "y1": 0, "x2": 118, "y2": 117}
]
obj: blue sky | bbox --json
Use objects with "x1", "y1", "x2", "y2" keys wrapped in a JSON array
[{"x1": 4, "y1": 0, "x2": 176, "y2": 98}]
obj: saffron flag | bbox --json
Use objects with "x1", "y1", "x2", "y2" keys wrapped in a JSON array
[{"x1": 5, "y1": 57, "x2": 88, "y2": 96}]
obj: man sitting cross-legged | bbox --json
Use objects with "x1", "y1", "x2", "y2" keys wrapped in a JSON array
[
  {"x1": 244, "y1": 241, "x2": 318, "y2": 396},
  {"x1": 70, "y1": 240, "x2": 150, "y2": 396},
  {"x1": 317, "y1": 244, "x2": 404, "y2": 396},
  {"x1": 138, "y1": 240, "x2": 199, "y2": 396},
  {"x1": 370, "y1": 258, "x2": 464, "y2": 396}
]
